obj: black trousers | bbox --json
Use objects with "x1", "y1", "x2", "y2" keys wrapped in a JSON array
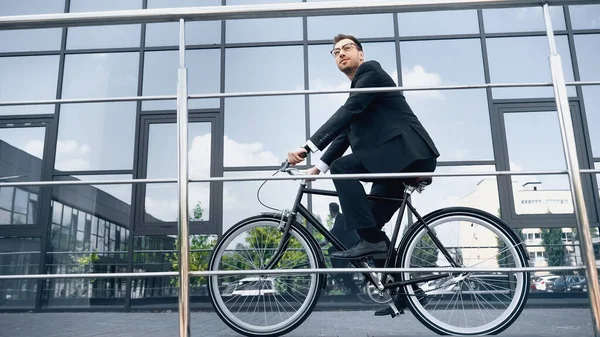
[{"x1": 329, "y1": 155, "x2": 436, "y2": 231}]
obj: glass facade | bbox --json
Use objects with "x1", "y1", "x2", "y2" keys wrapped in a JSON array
[{"x1": 0, "y1": 0, "x2": 599, "y2": 309}]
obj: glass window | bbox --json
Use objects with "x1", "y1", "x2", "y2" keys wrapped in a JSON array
[
  {"x1": 130, "y1": 234, "x2": 178, "y2": 303},
  {"x1": 0, "y1": 29, "x2": 62, "y2": 53},
  {"x1": 0, "y1": 55, "x2": 59, "y2": 115},
  {"x1": 396, "y1": 10, "x2": 479, "y2": 36},
  {"x1": 400, "y1": 39, "x2": 485, "y2": 85},
  {"x1": 55, "y1": 102, "x2": 136, "y2": 171},
  {"x1": 144, "y1": 122, "x2": 212, "y2": 222},
  {"x1": 225, "y1": 46, "x2": 303, "y2": 93},
  {"x1": 222, "y1": 171, "x2": 306, "y2": 233},
  {"x1": 482, "y1": 6, "x2": 566, "y2": 32},
  {"x1": 517, "y1": 227, "x2": 584, "y2": 275},
  {"x1": 62, "y1": 52, "x2": 139, "y2": 99},
  {"x1": 224, "y1": 96, "x2": 304, "y2": 167},
  {"x1": 487, "y1": 36, "x2": 575, "y2": 98},
  {"x1": 574, "y1": 34, "x2": 600, "y2": 81},
  {"x1": 582, "y1": 87, "x2": 600, "y2": 158},
  {"x1": 226, "y1": 18, "x2": 302, "y2": 43},
  {"x1": 412, "y1": 165, "x2": 500, "y2": 217},
  {"x1": 0, "y1": 127, "x2": 45, "y2": 225},
  {"x1": 67, "y1": 25, "x2": 141, "y2": 49},
  {"x1": 145, "y1": 21, "x2": 221, "y2": 47},
  {"x1": 503, "y1": 111, "x2": 572, "y2": 215},
  {"x1": 307, "y1": 14, "x2": 394, "y2": 41},
  {"x1": 569, "y1": 4, "x2": 600, "y2": 29},
  {"x1": 0, "y1": 237, "x2": 40, "y2": 309},
  {"x1": 142, "y1": 49, "x2": 220, "y2": 110},
  {"x1": 52, "y1": 175, "x2": 133, "y2": 230},
  {"x1": 69, "y1": 0, "x2": 141, "y2": 11},
  {"x1": 0, "y1": 0, "x2": 64, "y2": 15},
  {"x1": 147, "y1": 0, "x2": 221, "y2": 8}
]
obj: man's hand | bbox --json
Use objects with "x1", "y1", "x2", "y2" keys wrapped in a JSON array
[
  {"x1": 304, "y1": 166, "x2": 321, "y2": 181},
  {"x1": 287, "y1": 148, "x2": 308, "y2": 165}
]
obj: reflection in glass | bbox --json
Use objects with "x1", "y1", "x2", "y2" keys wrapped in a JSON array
[
  {"x1": 574, "y1": 34, "x2": 600, "y2": 81},
  {"x1": 56, "y1": 103, "x2": 136, "y2": 171},
  {"x1": 406, "y1": 89, "x2": 493, "y2": 162},
  {"x1": 62, "y1": 52, "x2": 139, "y2": 99},
  {"x1": 400, "y1": 39, "x2": 485, "y2": 85},
  {"x1": 67, "y1": 25, "x2": 141, "y2": 49},
  {"x1": 69, "y1": 0, "x2": 141, "y2": 11},
  {"x1": 145, "y1": 21, "x2": 221, "y2": 47},
  {"x1": 397, "y1": 10, "x2": 479, "y2": 36},
  {"x1": 144, "y1": 122, "x2": 211, "y2": 222},
  {"x1": 487, "y1": 36, "x2": 575, "y2": 98},
  {"x1": 568, "y1": 4, "x2": 600, "y2": 30},
  {"x1": 482, "y1": 6, "x2": 565, "y2": 32},
  {"x1": 226, "y1": 18, "x2": 302, "y2": 43},
  {"x1": 0, "y1": 238, "x2": 40, "y2": 309},
  {"x1": 44, "y1": 191, "x2": 129, "y2": 307},
  {"x1": 0, "y1": 0, "x2": 64, "y2": 15},
  {"x1": 596, "y1": 162, "x2": 600, "y2": 198},
  {"x1": 307, "y1": 14, "x2": 394, "y2": 40},
  {"x1": 0, "y1": 55, "x2": 59, "y2": 115},
  {"x1": 0, "y1": 29, "x2": 62, "y2": 52},
  {"x1": 224, "y1": 96, "x2": 303, "y2": 167},
  {"x1": 222, "y1": 171, "x2": 306, "y2": 233},
  {"x1": 147, "y1": 0, "x2": 220, "y2": 8},
  {"x1": 582, "y1": 87, "x2": 600, "y2": 158},
  {"x1": 411, "y1": 165, "x2": 500, "y2": 217},
  {"x1": 142, "y1": 50, "x2": 220, "y2": 110},
  {"x1": 0, "y1": 126, "x2": 45, "y2": 225},
  {"x1": 225, "y1": 46, "x2": 303, "y2": 93},
  {"x1": 503, "y1": 111, "x2": 572, "y2": 214}
]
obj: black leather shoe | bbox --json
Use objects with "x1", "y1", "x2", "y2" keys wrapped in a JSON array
[
  {"x1": 374, "y1": 288, "x2": 428, "y2": 317},
  {"x1": 330, "y1": 239, "x2": 388, "y2": 260}
]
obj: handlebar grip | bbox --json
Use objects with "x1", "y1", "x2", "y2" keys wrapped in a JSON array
[{"x1": 280, "y1": 149, "x2": 308, "y2": 170}]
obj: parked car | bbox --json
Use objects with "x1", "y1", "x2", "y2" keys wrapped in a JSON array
[
  {"x1": 547, "y1": 275, "x2": 587, "y2": 292},
  {"x1": 531, "y1": 275, "x2": 560, "y2": 292}
]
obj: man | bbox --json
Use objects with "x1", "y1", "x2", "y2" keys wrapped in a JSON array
[
  {"x1": 287, "y1": 34, "x2": 439, "y2": 316},
  {"x1": 324, "y1": 202, "x2": 361, "y2": 295}
]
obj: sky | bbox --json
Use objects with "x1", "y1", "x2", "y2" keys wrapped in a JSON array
[{"x1": 1, "y1": 1, "x2": 599, "y2": 234}]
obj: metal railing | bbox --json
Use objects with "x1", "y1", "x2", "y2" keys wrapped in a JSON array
[{"x1": 1, "y1": 1, "x2": 600, "y2": 337}]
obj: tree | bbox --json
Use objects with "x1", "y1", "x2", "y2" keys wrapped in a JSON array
[
  {"x1": 168, "y1": 201, "x2": 216, "y2": 287},
  {"x1": 413, "y1": 233, "x2": 439, "y2": 267},
  {"x1": 541, "y1": 228, "x2": 567, "y2": 275},
  {"x1": 495, "y1": 208, "x2": 524, "y2": 268}
]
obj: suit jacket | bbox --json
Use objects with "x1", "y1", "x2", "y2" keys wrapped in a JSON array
[
  {"x1": 309, "y1": 60, "x2": 440, "y2": 174},
  {"x1": 329, "y1": 213, "x2": 359, "y2": 248}
]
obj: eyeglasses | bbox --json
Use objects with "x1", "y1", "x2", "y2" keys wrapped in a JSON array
[{"x1": 330, "y1": 42, "x2": 358, "y2": 58}]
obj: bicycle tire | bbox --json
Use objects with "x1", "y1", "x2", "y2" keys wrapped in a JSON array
[
  {"x1": 396, "y1": 207, "x2": 530, "y2": 336},
  {"x1": 207, "y1": 214, "x2": 326, "y2": 337}
]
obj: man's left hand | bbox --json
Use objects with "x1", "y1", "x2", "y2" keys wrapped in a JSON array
[{"x1": 287, "y1": 148, "x2": 308, "y2": 165}]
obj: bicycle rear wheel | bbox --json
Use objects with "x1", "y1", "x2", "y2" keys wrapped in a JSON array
[
  {"x1": 207, "y1": 215, "x2": 325, "y2": 337},
  {"x1": 397, "y1": 207, "x2": 530, "y2": 335}
]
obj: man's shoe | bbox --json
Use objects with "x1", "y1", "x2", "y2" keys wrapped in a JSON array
[
  {"x1": 374, "y1": 288, "x2": 428, "y2": 317},
  {"x1": 330, "y1": 239, "x2": 388, "y2": 260}
]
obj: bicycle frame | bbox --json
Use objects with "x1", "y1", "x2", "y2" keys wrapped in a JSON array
[{"x1": 265, "y1": 177, "x2": 462, "y2": 292}]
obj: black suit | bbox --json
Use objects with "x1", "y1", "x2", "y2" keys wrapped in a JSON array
[{"x1": 309, "y1": 60, "x2": 439, "y2": 231}]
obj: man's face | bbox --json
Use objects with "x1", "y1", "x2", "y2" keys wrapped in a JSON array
[{"x1": 331, "y1": 38, "x2": 363, "y2": 74}]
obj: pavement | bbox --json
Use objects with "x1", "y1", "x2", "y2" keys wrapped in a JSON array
[{"x1": 0, "y1": 308, "x2": 596, "y2": 337}]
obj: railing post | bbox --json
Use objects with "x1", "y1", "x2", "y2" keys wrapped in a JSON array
[
  {"x1": 542, "y1": 4, "x2": 600, "y2": 337},
  {"x1": 176, "y1": 18, "x2": 191, "y2": 337}
]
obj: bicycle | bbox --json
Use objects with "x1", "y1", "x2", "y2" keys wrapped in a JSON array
[{"x1": 207, "y1": 160, "x2": 530, "y2": 337}]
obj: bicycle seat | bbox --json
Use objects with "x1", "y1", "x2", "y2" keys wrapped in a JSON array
[{"x1": 405, "y1": 177, "x2": 432, "y2": 187}]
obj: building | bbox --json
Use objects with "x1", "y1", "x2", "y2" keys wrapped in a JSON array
[{"x1": 1, "y1": 0, "x2": 599, "y2": 310}]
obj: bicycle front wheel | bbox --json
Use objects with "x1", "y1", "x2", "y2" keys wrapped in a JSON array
[
  {"x1": 207, "y1": 215, "x2": 325, "y2": 337},
  {"x1": 398, "y1": 207, "x2": 530, "y2": 335}
]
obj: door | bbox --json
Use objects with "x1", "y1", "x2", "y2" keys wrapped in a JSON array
[
  {"x1": 134, "y1": 113, "x2": 220, "y2": 235},
  {"x1": 492, "y1": 100, "x2": 599, "y2": 227}
]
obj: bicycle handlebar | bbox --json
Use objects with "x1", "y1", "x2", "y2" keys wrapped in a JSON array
[{"x1": 280, "y1": 151, "x2": 307, "y2": 173}]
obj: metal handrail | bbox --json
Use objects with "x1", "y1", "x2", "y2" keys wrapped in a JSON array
[
  {"x1": 0, "y1": 0, "x2": 597, "y2": 29},
  {"x1": 0, "y1": 169, "x2": 570, "y2": 187},
  {"x1": 2, "y1": 81, "x2": 600, "y2": 107},
  {"x1": 0, "y1": 266, "x2": 596, "y2": 280}
]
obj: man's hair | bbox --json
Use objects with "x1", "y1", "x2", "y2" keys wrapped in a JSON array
[
  {"x1": 333, "y1": 34, "x2": 363, "y2": 51},
  {"x1": 329, "y1": 202, "x2": 340, "y2": 214}
]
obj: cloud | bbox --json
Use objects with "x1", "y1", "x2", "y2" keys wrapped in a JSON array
[
  {"x1": 398, "y1": 66, "x2": 445, "y2": 100},
  {"x1": 25, "y1": 139, "x2": 92, "y2": 171},
  {"x1": 24, "y1": 140, "x2": 44, "y2": 159},
  {"x1": 223, "y1": 135, "x2": 280, "y2": 167}
]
